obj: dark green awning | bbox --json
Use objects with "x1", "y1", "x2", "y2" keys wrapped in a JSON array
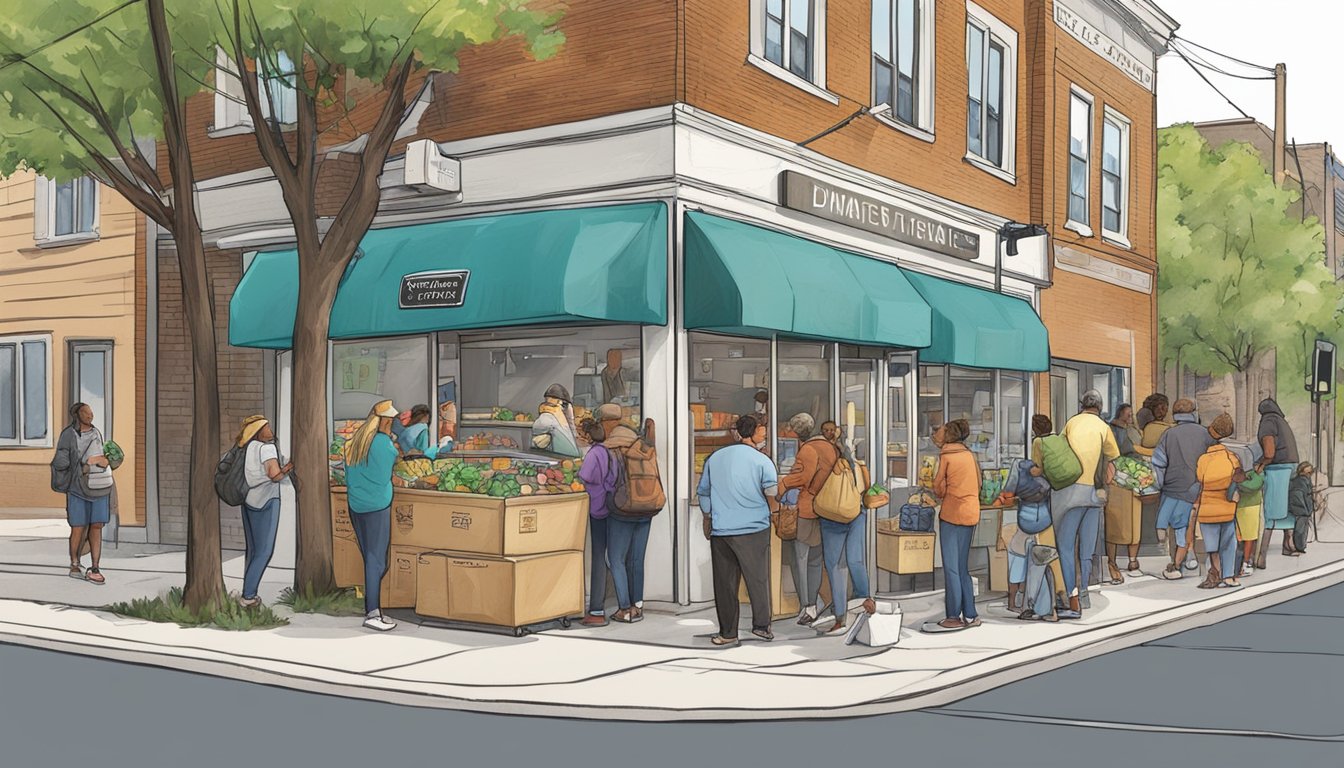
[
  {"x1": 229, "y1": 203, "x2": 668, "y2": 349},
  {"x1": 901, "y1": 270, "x2": 1049, "y2": 371},
  {"x1": 682, "y1": 212, "x2": 931, "y2": 348}
]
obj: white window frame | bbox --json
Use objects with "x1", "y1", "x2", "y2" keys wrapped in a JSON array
[
  {"x1": 1066, "y1": 86, "x2": 1095, "y2": 237},
  {"x1": 747, "y1": 0, "x2": 839, "y2": 105},
  {"x1": 871, "y1": 0, "x2": 937, "y2": 138},
  {"x1": 0, "y1": 334, "x2": 53, "y2": 449},
  {"x1": 964, "y1": 2, "x2": 1017, "y2": 182},
  {"x1": 32, "y1": 176, "x2": 100, "y2": 248},
  {"x1": 1101, "y1": 106, "x2": 1132, "y2": 247},
  {"x1": 211, "y1": 47, "x2": 298, "y2": 137}
]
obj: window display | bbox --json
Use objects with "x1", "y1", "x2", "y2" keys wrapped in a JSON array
[
  {"x1": 688, "y1": 333, "x2": 771, "y2": 500},
  {"x1": 778, "y1": 341, "x2": 833, "y2": 469},
  {"x1": 948, "y1": 366, "x2": 995, "y2": 469},
  {"x1": 886, "y1": 358, "x2": 912, "y2": 484},
  {"x1": 999, "y1": 371, "x2": 1029, "y2": 466},
  {"x1": 331, "y1": 336, "x2": 431, "y2": 448}
]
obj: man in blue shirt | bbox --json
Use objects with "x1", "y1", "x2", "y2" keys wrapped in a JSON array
[{"x1": 698, "y1": 414, "x2": 778, "y2": 647}]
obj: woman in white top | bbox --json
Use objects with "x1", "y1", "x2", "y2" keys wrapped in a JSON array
[{"x1": 237, "y1": 416, "x2": 291, "y2": 607}]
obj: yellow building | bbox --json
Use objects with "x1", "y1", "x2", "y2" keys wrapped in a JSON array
[{"x1": 0, "y1": 171, "x2": 144, "y2": 528}]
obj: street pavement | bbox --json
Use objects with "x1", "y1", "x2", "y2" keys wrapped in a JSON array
[{"x1": 2, "y1": 580, "x2": 1339, "y2": 768}]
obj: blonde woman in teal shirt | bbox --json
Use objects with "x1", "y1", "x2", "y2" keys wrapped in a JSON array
[{"x1": 344, "y1": 399, "x2": 400, "y2": 632}]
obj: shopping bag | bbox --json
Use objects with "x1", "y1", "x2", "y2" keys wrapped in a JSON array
[{"x1": 843, "y1": 601, "x2": 903, "y2": 647}]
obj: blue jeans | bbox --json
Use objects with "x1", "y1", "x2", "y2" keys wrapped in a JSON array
[
  {"x1": 820, "y1": 512, "x2": 870, "y2": 617},
  {"x1": 349, "y1": 506, "x2": 390, "y2": 615},
  {"x1": 241, "y1": 497, "x2": 281, "y2": 600},
  {"x1": 1056, "y1": 505, "x2": 1101, "y2": 599},
  {"x1": 1201, "y1": 521, "x2": 1238, "y2": 578},
  {"x1": 587, "y1": 516, "x2": 609, "y2": 615},
  {"x1": 607, "y1": 516, "x2": 651, "y2": 610},
  {"x1": 939, "y1": 520, "x2": 977, "y2": 621}
]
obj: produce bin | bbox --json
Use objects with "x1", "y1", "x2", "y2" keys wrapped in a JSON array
[{"x1": 415, "y1": 550, "x2": 584, "y2": 632}]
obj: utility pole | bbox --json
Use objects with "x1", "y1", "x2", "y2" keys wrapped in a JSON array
[{"x1": 1273, "y1": 63, "x2": 1287, "y2": 186}]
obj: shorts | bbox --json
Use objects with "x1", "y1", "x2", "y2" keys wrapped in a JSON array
[
  {"x1": 67, "y1": 493, "x2": 110, "y2": 528},
  {"x1": 1008, "y1": 550, "x2": 1028, "y2": 584},
  {"x1": 1157, "y1": 496, "x2": 1193, "y2": 539}
]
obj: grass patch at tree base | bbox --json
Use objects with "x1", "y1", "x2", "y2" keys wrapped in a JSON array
[
  {"x1": 105, "y1": 587, "x2": 288, "y2": 631},
  {"x1": 277, "y1": 585, "x2": 366, "y2": 616}
]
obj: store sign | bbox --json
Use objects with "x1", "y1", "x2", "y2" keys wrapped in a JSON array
[
  {"x1": 400, "y1": 270, "x2": 470, "y2": 309},
  {"x1": 780, "y1": 172, "x2": 981, "y2": 261},
  {"x1": 1054, "y1": 2, "x2": 1155, "y2": 91}
]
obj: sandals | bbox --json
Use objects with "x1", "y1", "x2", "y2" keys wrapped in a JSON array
[
  {"x1": 68, "y1": 564, "x2": 85, "y2": 580},
  {"x1": 1127, "y1": 560, "x2": 1142, "y2": 573},
  {"x1": 710, "y1": 635, "x2": 740, "y2": 647},
  {"x1": 752, "y1": 628, "x2": 775, "y2": 642},
  {"x1": 610, "y1": 608, "x2": 641, "y2": 623},
  {"x1": 920, "y1": 619, "x2": 967, "y2": 634},
  {"x1": 85, "y1": 567, "x2": 105, "y2": 585},
  {"x1": 1107, "y1": 564, "x2": 1125, "y2": 585}
]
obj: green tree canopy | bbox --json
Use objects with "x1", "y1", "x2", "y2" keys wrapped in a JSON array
[{"x1": 1157, "y1": 124, "x2": 1335, "y2": 408}]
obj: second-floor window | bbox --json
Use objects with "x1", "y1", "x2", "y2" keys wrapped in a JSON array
[
  {"x1": 33, "y1": 175, "x2": 99, "y2": 245},
  {"x1": 213, "y1": 48, "x2": 298, "y2": 133},
  {"x1": 1102, "y1": 108, "x2": 1131, "y2": 242},
  {"x1": 872, "y1": 0, "x2": 934, "y2": 131},
  {"x1": 765, "y1": 0, "x2": 815, "y2": 81},
  {"x1": 965, "y1": 4, "x2": 1016, "y2": 175},
  {"x1": 1068, "y1": 89, "x2": 1093, "y2": 229}
]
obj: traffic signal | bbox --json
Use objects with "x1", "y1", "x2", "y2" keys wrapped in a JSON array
[{"x1": 1310, "y1": 339, "x2": 1335, "y2": 397}]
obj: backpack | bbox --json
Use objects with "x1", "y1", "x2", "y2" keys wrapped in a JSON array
[
  {"x1": 214, "y1": 444, "x2": 250, "y2": 507},
  {"x1": 814, "y1": 455, "x2": 863, "y2": 523},
  {"x1": 899, "y1": 502, "x2": 936, "y2": 532},
  {"x1": 611, "y1": 432, "x2": 666, "y2": 518},
  {"x1": 1036, "y1": 434, "x2": 1084, "y2": 491}
]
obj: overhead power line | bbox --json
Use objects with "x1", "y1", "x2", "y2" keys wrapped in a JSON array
[
  {"x1": 0, "y1": 0, "x2": 142, "y2": 74},
  {"x1": 1169, "y1": 39, "x2": 1275, "y2": 82},
  {"x1": 1169, "y1": 44, "x2": 1256, "y2": 121},
  {"x1": 1172, "y1": 34, "x2": 1276, "y2": 74}
]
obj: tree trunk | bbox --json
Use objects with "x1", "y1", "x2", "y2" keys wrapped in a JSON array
[
  {"x1": 176, "y1": 226, "x2": 226, "y2": 612},
  {"x1": 290, "y1": 257, "x2": 347, "y2": 595},
  {"x1": 1235, "y1": 367, "x2": 1254, "y2": 442}
]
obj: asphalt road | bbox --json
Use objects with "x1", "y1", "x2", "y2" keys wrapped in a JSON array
[{"x1": 3, "y1": 582, "x2": 1341, "y2": 768}]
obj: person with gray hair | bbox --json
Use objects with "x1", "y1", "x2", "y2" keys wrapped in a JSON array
[
  {"x1": 778, "y1": 412, "x2": 833, "y2": 625},
  {"x1": 1054, "y1": 390, "x2": 1120, "y2": 618}
]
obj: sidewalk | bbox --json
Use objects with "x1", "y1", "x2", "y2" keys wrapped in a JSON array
[{"x1": 2, "y1": 503, "x2": 1343, "y2": 721}]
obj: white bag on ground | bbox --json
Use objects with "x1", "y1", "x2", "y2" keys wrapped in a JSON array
[{"x1": 843, "y1": 600, "x2": 902, "y2": 647}]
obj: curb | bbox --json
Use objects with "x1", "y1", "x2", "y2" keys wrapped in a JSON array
[{"x1": 1, "y1": 558, "x2": 1341, "y2": 722}]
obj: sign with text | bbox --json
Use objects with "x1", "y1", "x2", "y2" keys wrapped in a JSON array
[
  {"x1": 400, "y1": 270, "x2": 470, "y2": 309},
  {"x1": 780, "y1": 172, "x2": 981, "y2": 261},
  {"x1": 1054, "y1": 2, "x2": 1155, "y2": 91}
]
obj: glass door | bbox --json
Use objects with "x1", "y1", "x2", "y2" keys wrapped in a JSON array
[
  {"x1": 69, "y1": 341, "x2": 113, "y2": 440},
  {"x1": 840, "y1": 359, "x2": 877, "y2": 471}
]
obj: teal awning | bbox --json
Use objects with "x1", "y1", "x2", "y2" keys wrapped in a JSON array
[
  {"x1": 683, "y1": 212, "x2": 932, "y2": 348},
  {"x1": 901, "y1": 270, "x2": 1049, "y2": 371},
  {"x1": 229, "y1": 203, "x2": 668, "y2": 349}
]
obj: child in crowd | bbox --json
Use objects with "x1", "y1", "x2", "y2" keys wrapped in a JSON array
[{"x1": 1288, "y1": 462, "x2": 1316, "y2": 556}]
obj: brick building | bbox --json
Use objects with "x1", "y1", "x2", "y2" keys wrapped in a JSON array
[{"x1": 152, "y1": 0, "x2": 1177, "y2": 605}]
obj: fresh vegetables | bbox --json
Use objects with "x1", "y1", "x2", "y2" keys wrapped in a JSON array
[
  {"x1": 333, "y1": 449, "x2": 585, "y2": 498},
  {"x1": 865, "y1": 484, "x2": 886, "y2": 496},
  {"x1": 101, "y1": 441, "x2": 124, "y2": 463},
  {"x1": 1112, "y1": 456, "x2": 1157, "y2": 493}
]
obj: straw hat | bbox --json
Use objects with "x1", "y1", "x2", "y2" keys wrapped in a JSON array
[
  {"x1": 237, "y1": 415, "x2": 269, "y2": 447},
  {"x1": 372, "y1": 400, "x2": 398, "y2": 418}
]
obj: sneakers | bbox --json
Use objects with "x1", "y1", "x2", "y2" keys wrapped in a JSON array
[
  {"x1": 1239, "y1": 564, "x2": 1254, "y2": 578},
  {"x1": 1161, "y1": 565, "x2": 1183, "y2": 580},
  {"x1": 1183, "y1": 557, "x2": 1200, "y2": 572},
  {"x1": 363, "y1": 612, "x2": 397, "y2": 632},
  {"x1": 237, "y1": 596, "x2": 262, "y2": 609}
]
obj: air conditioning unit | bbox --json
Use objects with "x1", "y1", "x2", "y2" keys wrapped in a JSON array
[{"x1": 403, "y1": 139, "x2": 461, "y2": 193}]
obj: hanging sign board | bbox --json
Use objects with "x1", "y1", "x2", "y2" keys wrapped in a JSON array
[{"x1": 400, "y1": 270, "x2": 470, "y2": 309}]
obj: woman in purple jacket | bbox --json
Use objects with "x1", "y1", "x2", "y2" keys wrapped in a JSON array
[{"x1": 577, "y1": 418, "x2": 615, "y2": 626}]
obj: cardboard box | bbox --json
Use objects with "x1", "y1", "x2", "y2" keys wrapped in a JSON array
[
  {"x1": 415, "y1": 550, "x2": 584, "y2": 627},
  {"x1": 388, "y1": 488, "x2": 588, "y2": 555},
  {"x1": 331, "y1": 491, "x2": 364, "y2": 588},
  {"x1": 877, "y1": 530, "x2": 936, "y2": 574}
]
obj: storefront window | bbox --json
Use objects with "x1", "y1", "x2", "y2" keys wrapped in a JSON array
[
  {"x1": 886, "y1": 358, "x2": 912, "y2": 485},
  {"x1": 436, "y1": 335, "x2": 460, "y2": 447},
  {"x1": 457, "y1": 326, "x2": 642, "y2": 453},
  {"x1": 948, "y1": 367, "x2": 996, "y2": 469},
  {"x1": 331, "y1": 336, "x2": 431, "y2": 443},
  {"x1": 777, "y1": 341, "x2": 833, "y2": 470},
  {"x1": 1050, "y1": 360, "x2": 1130, "y2": 429},
  {"x1": 999, "y1": 371, "x2": 1028, "y2": 465},
  {"x1": 689, "y1": 333, "x2": 771, "y2": 501}
]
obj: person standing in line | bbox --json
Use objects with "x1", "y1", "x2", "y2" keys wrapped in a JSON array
[
  {"x1": 1110, "y1": 403, "x2": 1142, "y2": 458},
  {"x1": 1135, "y1": 394, "x2": 1173, "y2": 459},
  {"x1": 1152, "y1": 399, "x2": 1215, "y2": 580},
  {"x1": 777, "y1": 413, "x2": 831, "y2": 626},
  {"x1": 237, "y1": 415, "x2": 292, "y2": 607},
  {"x1": 1224, "y1": 439, "x2": 1264, "y2": 579},
  {"x1": 1255, "y1": 398, "x2": 1301, "y2": 563},
  {"x1": 576, "y1": 417, "x2": 614, "y2": 627},
  {"x1": 1288, "y1": 462, "x2": 1316, "y2": 556},
  {"x1": 818, "y1": 420, "x2": 878, "y2": 634},
  {"x1": 698, "y1": 415, "x2": 778, "y2": 647},
  {"x1": 50, "y1": 403, "x2": 121, "y2": 585},
  {"x1": 1053, "y1": 391, "x2": 1120, "y2": 618},
  {"x1": 923, "y1": 420, "x2": 982, "y2": 633},
  {"x1": 598, "y1": 404, "x2": 659, "y2": 624},
  {"x1": 1193, "y1": 414, "x2": 1243, "y2": 589},
  {"x1": 343, "y1": 400, "x2": 401, "y2": 632}
]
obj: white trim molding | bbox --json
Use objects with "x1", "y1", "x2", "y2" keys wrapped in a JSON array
[{"x1": 1054, "y1": 244, "x2": 1152, "y2": 293}]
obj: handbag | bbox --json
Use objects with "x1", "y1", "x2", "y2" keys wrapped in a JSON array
[
  {"x1": 813, "y1": 456, "x2": 863, "y2": 523},
  {"x1": 772, "y1": 506, "x2": 798, "y2": 540},
  {"x1": 83, "y1": 438, "x2": 114, "y2": 490}
]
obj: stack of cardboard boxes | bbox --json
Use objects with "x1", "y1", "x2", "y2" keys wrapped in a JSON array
[{"x1": 332, "y1": 487, "x2": 588, "y2": 630}]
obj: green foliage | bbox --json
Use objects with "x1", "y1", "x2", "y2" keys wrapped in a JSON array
[
  {"x1": 105, "y1": 588, "x2": 289, "y2": 630},
  {"x1": 1157, "y1": 124, "x2": 1336, "y2": 403},
  {"x1": 0, "y1": 0, "x2": 564, "y2": 181},
  {"x1": 276, "y1": 585, "x2": 364, "y2": 616}
]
